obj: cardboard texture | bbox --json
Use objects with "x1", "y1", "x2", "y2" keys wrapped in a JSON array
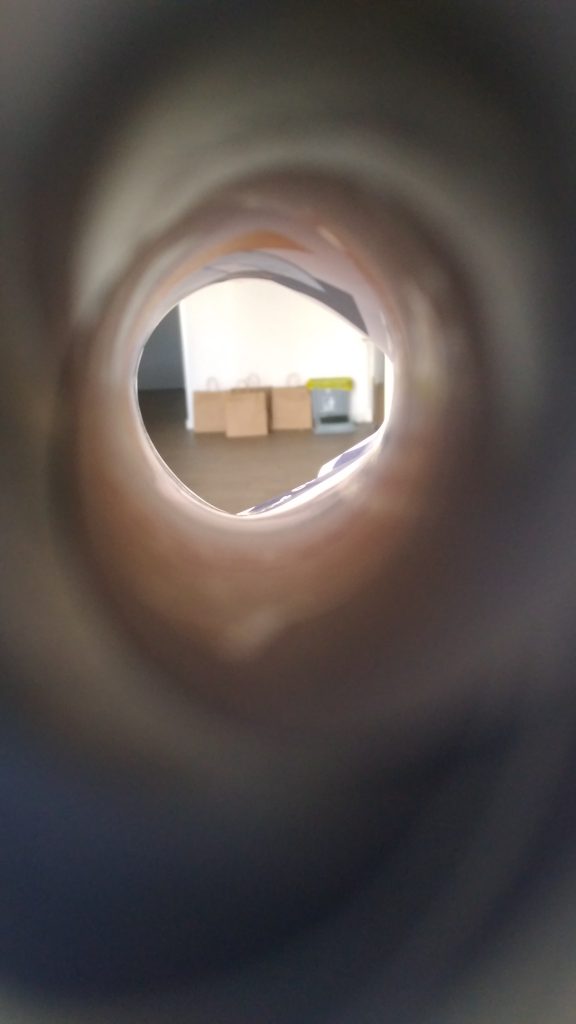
[
  {"x1": 193, "y1": 388, "x2": 227, "y2": 434},
  {"x1": 225, "y1": 388, "x2": 269, "y2": 438},
  {"x1": 271, "y1": 386, "x2": 312, "y2": 431}
]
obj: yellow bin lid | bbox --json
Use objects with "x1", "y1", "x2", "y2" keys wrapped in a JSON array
[{"x1": 306, "y1": 377, "x2": 354, "y2": 391}]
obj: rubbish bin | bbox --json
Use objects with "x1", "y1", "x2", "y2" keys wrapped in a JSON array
[{"x1": 307, "y1": 377, "x2": 355, "y2": 434}]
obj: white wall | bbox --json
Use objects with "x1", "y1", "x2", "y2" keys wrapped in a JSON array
[{"x1": 179, "y1": 279, "x2": 374, "y2": 429}]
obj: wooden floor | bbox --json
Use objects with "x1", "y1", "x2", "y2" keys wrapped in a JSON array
[{"x1": 139, "y1": 390, "x2": 373, "y2": 513}]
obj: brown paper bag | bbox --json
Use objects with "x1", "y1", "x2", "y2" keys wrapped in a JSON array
[
  {"x1": 225, "y1": 388, "x2": 269, "y2": 438},
  {"x1": 193, "y1": 379, "x2": 227, "y2": 434},
  {"x1": 271, "y1": 384, "x2": 312, "y2": 431}
]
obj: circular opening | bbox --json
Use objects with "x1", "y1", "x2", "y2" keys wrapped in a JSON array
[
  {"x1": 136, "y1": 278, "x2": 395, "y2": 517},
  {"x1": 71, "y1": 172, "x2": 485, "y2": 701}
]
